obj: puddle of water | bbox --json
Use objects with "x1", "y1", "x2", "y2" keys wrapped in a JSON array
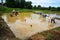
[
  {"x1": 6, "y1": 13, "x2": 32, "y2": 23},
  {"x1": 48, "y1": 14, "x2": 60, "y2": 18},
  {"x1": 2, "y1": 12, "x2": 60, "y2": 40}
]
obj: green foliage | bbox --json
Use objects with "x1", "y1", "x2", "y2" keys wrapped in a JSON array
[
  {"x1": 4, "y1": 8, "x2": 33, "y2": 13},
  {"x1": 0, "y1": 5, "x2": 6, "y2": 11},
  {"x1": 0, "y1": 5, "x2": 7, "y2": 16},
  {"x1": 57, "y1": 7, "x2": 60, "y2": 11},
  {"x1": 1, "y1": 0, "x2": 3, "y2": 4},
  {"x1": 33, "y1": 5, "x2": 37, "y2": 9},
  {"x1": 0, "y1": 0, "x2": 59, "y2": 11},
  {"x1": 37, "y1": 5, "x2": 41, "y2": 9},
  {"x1": 5, "y1": 0, "x2": 32, "y2": 9},
  {"x1": 25, "y1": 1, "x2": 32, "y2": 9},
  {"x1": 40, "y1": 27, "x2": 60, "y2": 40},
  {"x1": 54, "y1": 27, "x2": 60, "y2": 31},
  {"x1": 6, "y1": 0, "x2": 16, "y2": 7}
]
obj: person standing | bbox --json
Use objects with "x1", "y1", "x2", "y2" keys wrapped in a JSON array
[
  {"x1": 15, "y1": 11, "x2": 19, "y2": 16},
  {"x1": 51, "y1": 17, "x2": 56, "y2": 23}
]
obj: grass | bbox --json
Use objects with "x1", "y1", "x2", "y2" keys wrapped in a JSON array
[
  {"x1": 4, "y1": 8, "x2": 33, "y2": 13},
  {"x1": 27, "y1": 27, "x2": 60, "y2": 40},
  {"x1": 0, "y1": 7, "x2": 60, "y2": 16},
  {"x1": 54, "y1": 27, "x2": 60, "y2": 31},
  {"x1": 40, "y1": 27, "x2": 60, "y2": 40},
  {"x1": 6, "y1": 8, "x2": 60, "y2": 15}
]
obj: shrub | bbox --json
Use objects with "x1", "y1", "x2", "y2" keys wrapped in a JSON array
[{"x1": 0, "y1": 5, "x2": 6, "y2": 11}]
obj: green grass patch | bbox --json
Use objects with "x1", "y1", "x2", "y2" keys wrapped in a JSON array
[
  {"x1": 40, "y1": 27, "x2": 60, "y2": 40},
  {"x1": 54, "y1": 27, "x2": 60, "y2": 31},
  {"x1": 0, "y1": 7, "x2": 60, "y2": 16}
]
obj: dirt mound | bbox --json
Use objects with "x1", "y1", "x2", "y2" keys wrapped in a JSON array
[{"x1": 28, "y1": 33, "x2": 46, "y2": 40}]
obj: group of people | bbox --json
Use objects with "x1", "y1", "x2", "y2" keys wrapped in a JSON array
[
  {"x1": 10, "y1": 10, "x2": 56, "y2": 24},
  {"x1": 10, "y1": 10, "x2": 19, "y2": 17},
  {"x1": 39, "y1": 12, "x2": 56, "y2": 24}
]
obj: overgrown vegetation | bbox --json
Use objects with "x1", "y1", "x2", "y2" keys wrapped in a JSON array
[
  {"x1": 0, "y1": 0, "x2": 60, "y2": 11},
  {"x1": 0, "y1": 5, "x2": 60, "y2": 13},
  {"x1": 0, "y1": 0, "x2": 60, "y2": 15},
  {"x1": 40, "y1": 27, "x2": 60, "y2": 40},
  {"x1": 0, "y1": 5, "x2": 6, "y2": 15}
]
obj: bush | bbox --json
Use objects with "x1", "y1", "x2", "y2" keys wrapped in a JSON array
[
  {"x1": 0, "y1": 5, "x2": 7, "y2": 16},
  {"x1": 0, "y1": 5, "x2": 6, "y2": 11}
]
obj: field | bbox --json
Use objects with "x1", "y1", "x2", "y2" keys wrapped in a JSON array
[
  {"x1": 28, "y1": 27, "x2": 60, "y2": 40},
  {"x1": 5, "y1": 8, "x2": 60, "y2": 15},
  {"x1": 0, "y1": 7, "x2": 60, "y2": 16},
  {"x1": 0, "y1": 7, "x2": 60, "y2": 40}
]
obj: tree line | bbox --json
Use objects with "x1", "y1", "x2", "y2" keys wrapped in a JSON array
[
  {"x1": 0, "y1": 0, "x2": 60, "y2": 11},
  {"x1": 5, "y1": 0, "x2": 32, "y2": 9}
]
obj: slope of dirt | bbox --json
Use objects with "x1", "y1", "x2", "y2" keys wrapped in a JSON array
[
  {"x1": 27, "y1": 27, "x2": 60, "y2": 40},
  {"x1": 28, "y1": 33, "x2": 46, "y2": 40},
  {"x1": 40, "y1": 29, "x2": 60, "y2": 40},
  {"x1": 0, "y1": 17, "x2": 20, "y2": 40}
]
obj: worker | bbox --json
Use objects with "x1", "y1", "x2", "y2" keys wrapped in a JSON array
[{"x1": 51, "y1": 17, "x2": 56, "y2": 23}]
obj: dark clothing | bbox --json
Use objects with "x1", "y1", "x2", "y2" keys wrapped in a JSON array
[
  {"x1": 39, "y1": 13, "x2": 42, "y2": 15},
  {"x1": 30, "y1": 25, "x2": 32, "y2": 27},
  {"x1": 51, "y1": 18, "x2": 56, "y2": 23},
  {"x1": 10, "y1": 14, "x2": 13, "y2": 17},
  {"x1": 42, "y1": 15, "x2": 47, "y2": 18},
  {"x1": 15, "y1": 12, "x2": 18, "y2": 16}
]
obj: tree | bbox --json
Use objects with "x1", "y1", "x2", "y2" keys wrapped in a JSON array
[
  {"x1": 5, "y1": 0, "x2": 26, "y2": 8},
  {"x1": 20, "y1": 0, "x2": 25, "y2": 8},
  {"x1": 6, "y1": 0, "x2": 16, "y2": 7},
  {"x1": 1, "y1": 0, "x2": 3, "y2": 5},
  {"x1": 33, "y1": 5, "x2": 37, "y2": 9},
  {"x1": 51, "y1": 7, "x2": 56, "y2": 11},
  {"x1": 14, "y1": 0, "x2": 21, "y2": 8},
  {"x1": 49, "y1": 6, "x2": 51, "y2": 10},
  {"x1": 5, "y1": 0, "x2": 32, "y2": 8},
  {"x1": 37, "y1": 5, "x2": 41, "y2": 9},
  {"x1": 57, "y1": 7, "x2": 60, "y2": 11},
  {"x1": 1, "y1": 0, "x2": 3, "y2": 4},
  {"x1": 25, "y1": 1, "x2": 32, "y2": 9}
]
